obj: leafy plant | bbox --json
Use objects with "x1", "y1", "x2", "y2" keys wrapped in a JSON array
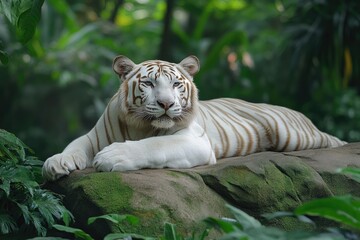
[
  {"x1": 0, "y1": 0, "x2": 44, "y2": 64},
  {"x1": 0, "y1": 129, "x2": 72, "y2": 237},
  {"x1": 205, "y1": 205, "x2": 346, "y2": 240},
  {"x1": 49, "y1": 213, "x2": 153, "y2": 240},
  {"x1": 45, "y1": 204, "x2": 355, "y2": 240},
  {"x1": 293, "y1": 167, "x2": 360, "y2": 230},
  {"x1": 295, "y1": 195, "x2": 360, "y2": 230},
  {"x1": 34, "y1": 212, "x2": 209, "y2": 240},
  {"x1": 338, "y1": 167, "x2": 360, "y2": 183}
]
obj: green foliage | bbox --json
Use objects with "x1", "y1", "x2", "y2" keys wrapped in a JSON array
[
  {"x1": 48, "y1": 200, "x2": 360, "y2": 240},
  {"x1": 293, "y1": 167, "x2": 360, "y2": 230},
  {"x1": 0, "y1": 129, "x2": 72, "y2": 238},
  {"x1": 28, "y1": 166, "x2": 360, "y2": 239},
  {"x1": 295, "y1": 195, "x2": 360, "y2": 230},
  {"x1": 0, "y1": 0, "x2": 359, "y2": 162},
  {"x1": 0, "y1": 0, "x2": 44, "y2": 63},
  {"x1": 338, "y1": 167, "x2": 360, "y2": 183},
  {"x1": 87, "y1": 213, "x2": 139, "y2": 233},
  {"x1": 206, "y1": 205, "x2": 347, "y2": 240},
  {"x1": 51, "y1": 213, "x2": 209, "y2": 240},
  {"x1": 51, "y1": 213, "x2": 153, "y2": 240}
]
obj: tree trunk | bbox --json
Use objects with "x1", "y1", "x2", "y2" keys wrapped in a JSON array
[
  {"x1": 158, "y1": 0, "x2": 175, "y2": 60},
  {"x1": 109, "y1": 0, "x2": 124, "y2": 23}
]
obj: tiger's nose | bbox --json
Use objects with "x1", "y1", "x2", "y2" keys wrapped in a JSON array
[{"x1": 157, "y1": 100, "x2": 175, "y2": 110}]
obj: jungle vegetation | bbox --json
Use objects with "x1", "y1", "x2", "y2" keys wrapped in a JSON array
[{"x1": 1, "y1": 0, "x2": 359, "y2": 160}]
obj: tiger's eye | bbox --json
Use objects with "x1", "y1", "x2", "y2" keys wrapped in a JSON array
[
  {"x1": 142, "y1": 81, "x2": 154, "y2": 87},
  {"x1": 173, "y1": 82, "x2": 181, "y2": 88}
]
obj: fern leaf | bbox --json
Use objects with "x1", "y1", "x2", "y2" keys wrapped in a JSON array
[{"x1": 0, "y1": 214, "x2": 18, "y2": 234}]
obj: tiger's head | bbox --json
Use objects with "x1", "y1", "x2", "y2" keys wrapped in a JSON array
[{"x1": 113, "y1": 55, "x2": 200, "y2": 129}]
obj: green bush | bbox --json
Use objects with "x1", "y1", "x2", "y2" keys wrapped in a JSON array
[{"x1": 0, "y1": 129, "x2": 72, "y2": 238}]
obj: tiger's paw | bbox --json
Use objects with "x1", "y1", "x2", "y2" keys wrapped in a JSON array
[
  {"x1": 42, "y1": 151, "x2": 88, "y2": 181},
  {"x1": 93, "y1": 143, "x2": 140, "y2": 172}
]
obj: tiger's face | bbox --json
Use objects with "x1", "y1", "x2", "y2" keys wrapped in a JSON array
[{"x1": 113, "y1": 56, "x2": 200, "y2": 129}]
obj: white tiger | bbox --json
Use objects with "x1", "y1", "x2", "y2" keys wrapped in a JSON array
[{"x1": 42, "y1": 55, "x2": 346, "y2": 180}]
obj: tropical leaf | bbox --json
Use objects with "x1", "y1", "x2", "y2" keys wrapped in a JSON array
[
  {"x1": 204, "y1": 217, "x2": 238, "y2": 234},
  {"x1": 0, "y1": 129, "x2": 31, "y2": 163},
  {"x1": 87, "y1": 213, "x2": 139, "y2": 226},
  {"x1": 61, "y1": 208, "x2": 73, "y2": 227},
  {"x1": 0, "y1": 0, "x2": 44, "y2": 44},
  {"x1": 53, "y1": 224, "x2": 94, "y2": 240},
  {"x1": 30, "y1": 212, "x2": 47, "y2": 236},
  {"x1": 226, "y1": 205, "x2": 261, "y2": 230},
  {"x1": 338, "y1": 167, "x2": 360, "y2": 183},
  {"x1": 0, "y1": 214, "x2": 18, "y2": 234},
  {"x1": 295, "y1": 195, "x2": 360, "y2": 230},
  {"x1": 104, "y1": 233, "x2": 156, "y2": 240},
  {"x1": 0, "y1": 0, "x2": 22, "y2": 24},
  {"x1": 0, "y1": 179, "x2": 11, "y2": 196},
  {"x1": 16, "y1": 0, "x2": 44, "y2": 44},
  {"x1": 16, "y1": 203, "x2": 31, "y2": 225},
  {"x1": 163, "y1": 222, "x2": 181, "y2": 240},
  {"x1": 0, "y1": 130, "x2": 71, "y2": 236}
]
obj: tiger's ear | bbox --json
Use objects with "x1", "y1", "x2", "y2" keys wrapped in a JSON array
[
  {"x1": 113, "y1": 55, "x2": 136, "y2": 80},
  {"x1": 179, "y1": 55, "x2": 200, "y2": 77}
]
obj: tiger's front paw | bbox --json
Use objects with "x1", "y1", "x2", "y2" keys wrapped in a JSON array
[
  {"x1": 93, "y1": 143, "x2": 140, "y2": 172},
  {"x1": 42, "y1": 151, "x2": 88, "y2": 181}
]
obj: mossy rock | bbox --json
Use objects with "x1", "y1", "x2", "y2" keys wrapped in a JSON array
[
  {"x1": 47, "y1": 169, "x2": 229, "y2": 238},
  {"x1": 46, "y1": 143, "x2": 360, "y2": 238}
]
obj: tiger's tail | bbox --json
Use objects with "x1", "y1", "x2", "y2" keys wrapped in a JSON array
[{"x1": 322, "y1": 132, "x2": 347, "y2": 148}]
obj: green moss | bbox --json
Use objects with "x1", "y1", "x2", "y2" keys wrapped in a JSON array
[
  {"x1": 216, "y1": 164, "x2": 301, "y2": 214},
  {"x1": 130, "y1": 208, "x2": 169, "y2": 237},
  {"x1": 71, "y1": 172, "x2": 133, "y2": 213},
  {"x1": 321, "y1": 172, "x2": 360, "y2": 197}
]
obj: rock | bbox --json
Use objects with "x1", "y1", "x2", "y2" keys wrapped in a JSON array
[{"x1": 46, "y1": 143, "x2": 360, "y2": 238}]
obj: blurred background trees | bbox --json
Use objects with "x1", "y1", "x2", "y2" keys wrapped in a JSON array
[{"x1": 0, "y1": 0, "x2": 359, "y2": 160}]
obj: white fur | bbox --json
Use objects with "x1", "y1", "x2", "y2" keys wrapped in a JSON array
[{"x1": 42, "y1": 56, "x2": 215, "y2": 181}]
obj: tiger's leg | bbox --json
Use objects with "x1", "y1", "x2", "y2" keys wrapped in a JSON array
[
  {"x1": 42, "y1": 134, "x2": 95, "y2": 181},
  {"x1": 93, "y1": 122, "x2": 216, "y2": 172},
  {"x1": 42, "y1": 101, "x2": 122, "y2": 181}
]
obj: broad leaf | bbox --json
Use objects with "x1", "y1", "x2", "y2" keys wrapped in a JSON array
[
  {"x1": 262, "y1": 211, "x2": 315, "y2": 225},
  {"x1": 295, "y1": 195, "x2": 360, "y2": 230},
  {"x1": 338, "y1": 167, "x2": 360, "y2": 183},
  {"x1": 16, "y1": 0, "x2": 44, "y2": 44},
  {"x1": 204, "y1": 217, "x2": 238, "y2": 234},
  {"x1": 104, "y1": 233, "x2": 156, "y2": 240},
  {"x1": 163, "y1": 222, "x2": 180, "y2": 240},
  {"x1": 0, "y1": 129, "x2": 30, "y2": 163},
  {"x1": 53, "y1": 224, "x2": 94, "y2": 240},
  {"x1": 87, "y1": 213, "x2": 139, "y2": 226},
  {"x1": 0, "y1": 214, "x2": 18, "y2": 234},
  {"x1": 0, "y1": 180, "x2": 10, "y2": 196},
  {"x1": 226, "y1": 205, "x2": 262, "y2": 230},
  {"x1": 218, "y1": 231, "x2": 248, "y2": 240}
]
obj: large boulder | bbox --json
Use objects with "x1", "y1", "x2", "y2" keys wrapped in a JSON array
[{"x1": 46, "y1": 143, "x2": 360, "y2": 238}]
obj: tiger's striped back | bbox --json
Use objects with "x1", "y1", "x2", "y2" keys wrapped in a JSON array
[{"x1": 197, "y1": 98, "x2": 346, "y2": 159}]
